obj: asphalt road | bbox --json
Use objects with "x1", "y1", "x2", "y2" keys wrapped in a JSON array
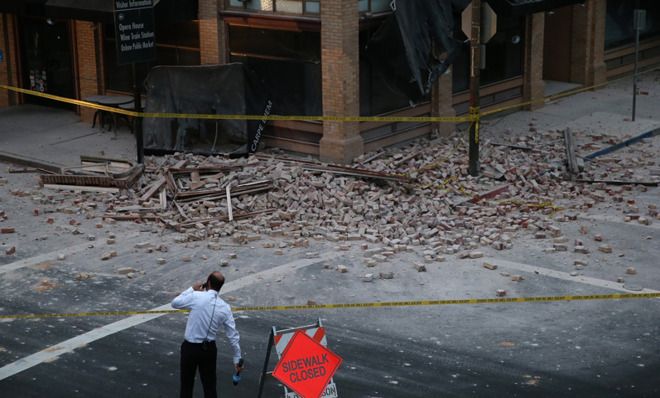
[
  {"x1": 1, "y1": 261, "x2": 659, "y2": 398},
  {"x1": 1, "y1": 165, "x2": 659, "y2": 397}
]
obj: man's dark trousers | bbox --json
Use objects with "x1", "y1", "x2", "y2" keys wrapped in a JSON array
[{"x1": 180, "y1": 340, "x2": 217, "y2": 398}]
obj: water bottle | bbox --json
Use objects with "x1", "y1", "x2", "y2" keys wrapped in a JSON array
[{"x1": 232, "y1": 358, "x2": 244, "y2": 386}]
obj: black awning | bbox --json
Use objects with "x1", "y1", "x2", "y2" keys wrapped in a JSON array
[
  {"x1": 44, "y1": 0, "x2": 197, "y2": 23},
  {"x1": 0, "y1": 0, "x2": 47, "y2": 15},
  {"x1": 487, "y1": 0, "x2": 585, "y2": 17},
  {"x1": 45, "y1": 0, "x2": 113, "y2": 22}
]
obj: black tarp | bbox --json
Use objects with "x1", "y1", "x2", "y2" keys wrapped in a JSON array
[
  {"x1": 488, "y1": 0, "x2": 585, "y2": 16},
  {"x1": 366, "y1": 0, "x2": 470, "y2": 100},
  {"x1": 143, "y1": 63, "x2": 271, "y2": 155}
]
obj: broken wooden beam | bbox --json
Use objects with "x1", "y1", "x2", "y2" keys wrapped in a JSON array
[
  {"x1": 564, "y1": 128, "x2": 579, "y2": 176},
  {"x1": 139, "y1": 176, "x2": 166, "y2": 202},
  {"x1": 43, "y1": 184, "x2": 120, "y2": 194},
  {"x1": 576, "y1": 179, "x2": 658, "y2": 187},
  {"x1": 0, "y1": 150, "x2": 64, "y2": 174}
]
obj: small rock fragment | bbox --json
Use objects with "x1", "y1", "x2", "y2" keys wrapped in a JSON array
[
  {"x1": 483, "y1": 263, "x2": 498, "y2": 270},
  {"x1": 379, "y1": 272, "x2": 394, "y2": 280},
  {"x1": 469, "y1": 251, "x2": 484, "y2": 259},
  {"x1": 117, "y1": 267, "x2": 137, "y2": 275},
  {"x1": 414, "y1": 264, "x2": 427, "y2": 272}
]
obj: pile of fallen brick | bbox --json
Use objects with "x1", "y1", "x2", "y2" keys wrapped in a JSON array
[
  {"x1": 93, "y1": 129, "x2": 655, "y2": 257},
  {"x1": 13, "y1": 128, "x2": 655, "y2": 264}
]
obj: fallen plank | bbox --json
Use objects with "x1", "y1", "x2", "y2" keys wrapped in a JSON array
[
  {"x1": 576, "y1": 179, "x2": 658, "y2": 187},
  {"x1": 43, "y1": 184, "x2": 120, "y2": 194},
  {"x1": 139, "y1": 176, "x2": 167, "y2": 202},
  {"x1": 564, "y1": 128, "x2": 579, "y2": 176},
  {"x1": 226, "y1": 184, "x2": 234, "y2": 222},
  {"x1": 584, "y1": 126, "x2": 660, "y2": 160},
  {"x1": 159, "y1": 189, "x2": 168, "y2": 210},
  {"x1": 0, "y1": 151, "x2": 64, "y2": 174},
  {"x1": 8, "y1": 167, "x2": 47, "y2": 174}
]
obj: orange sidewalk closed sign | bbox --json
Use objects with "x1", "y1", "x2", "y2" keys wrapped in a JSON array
[{"x1": 272, "y1": 330, "x2": 343, "y2": 398}]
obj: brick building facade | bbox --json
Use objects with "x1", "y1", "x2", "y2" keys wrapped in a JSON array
[{"x1": 0, "y1": 0, "x2": 659, "y2": 163}]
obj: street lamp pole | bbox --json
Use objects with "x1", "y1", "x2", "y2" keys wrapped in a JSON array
[{"x1": 468, "y1": 0, "x2": 482, "y2": 177}]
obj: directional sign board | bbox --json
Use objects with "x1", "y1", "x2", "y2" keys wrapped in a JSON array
[
  {"x1": 114, "y1": 0, "x2": 156, "y2": 65},
  {"x1": 272, "y1": 330, "x2": 342, "y2": 398}
]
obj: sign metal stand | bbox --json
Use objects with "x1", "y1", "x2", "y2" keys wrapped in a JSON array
[{"x1": 258, "y1": 318, "x2": 339, "y2": 398}]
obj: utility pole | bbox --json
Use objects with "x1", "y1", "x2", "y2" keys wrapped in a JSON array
[
  {"x1": 468, "y1": 0, "x2": 482, "y2": 177},
  {"x1": 132, "y1": 64, "x2": 144, "y2": 164},
  {"x1": 632, "y1": 1, "x2": 645, "y2": 122}
]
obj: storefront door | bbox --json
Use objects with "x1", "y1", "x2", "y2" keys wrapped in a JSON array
[{"x1": 19, "y1": 17, "x2": 74, "y2": 108}]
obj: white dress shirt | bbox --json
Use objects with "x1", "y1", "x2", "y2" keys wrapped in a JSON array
[{"x1": 171, "y1": 287, "x2": 242, "y2": 364}]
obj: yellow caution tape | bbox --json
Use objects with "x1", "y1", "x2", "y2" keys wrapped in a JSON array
[
  {"x1": 0, "y1": 85, "x2": 472, "y2": 123},
  {"x1": 3, "y1": 68, "x2": 657, "y2": 124},
  {"x1": 1, "y1": 293, "x2": 658, "y2": 320}
]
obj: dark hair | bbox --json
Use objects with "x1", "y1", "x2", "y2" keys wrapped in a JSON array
[{"x1": 207, "y1": 272, "x2": 224, "y2": 292}]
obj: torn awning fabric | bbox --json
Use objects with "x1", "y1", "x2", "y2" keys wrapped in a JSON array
[
  {"x1": 367, "y1": 0, "x2": 469, "y2": 99},
  {"x1": 487, "y1": 0, "x2": 585, "y2": 16}
]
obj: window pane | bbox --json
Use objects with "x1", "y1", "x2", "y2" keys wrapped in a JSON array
[
  {"x1": 305, "y1": 1, "x2": 319, "y2": 14},
  {"x1": 276, "y1": 0, "x2": 303, "y2": 14},
  {"x1": 606, "y1": 0, "x2": 660, "y2": 49}
]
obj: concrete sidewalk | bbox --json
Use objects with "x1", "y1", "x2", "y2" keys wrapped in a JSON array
[
  {"x1": 0, "y1": 105, "x2": 137, "y2": 167},
  {"x1": 0, "y1": 69, "x2": 658, "y2": 167}
]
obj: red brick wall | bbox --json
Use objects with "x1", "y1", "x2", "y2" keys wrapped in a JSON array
[
  {"x1": 319, "y1": 0, "x2": 363, "y2": 163},
  {"x1": 0, "y1": 13, "x2": 19, "y2": 107},
  {"x1": 74, "y1": 20, "x2": 100, "y2": 122},
  {"x1": 199, "y1": 0, "x2": 221, "y2": 64}
]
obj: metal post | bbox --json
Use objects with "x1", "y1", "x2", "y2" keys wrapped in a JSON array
[
  {"x1": 257, "y1": 328, "x2": 275, "y2": 398},
  {"x1": 468, "y1": 0, "x2": 482, "y2": 177},
  {"x1": 632, "y1": 5, "x2": 644, "y2": 122},
  {"x1": 132, "y1": 63, "x2": 144, "y2": 164}
]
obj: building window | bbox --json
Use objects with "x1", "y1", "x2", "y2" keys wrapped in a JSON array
[
  {"x1": 226, "y1": 0, "x2": 391, "y2": 15},
  {"x1": 227, "y1": 0, "x2": 319, "y2": 14},
  {"x1": 228, "y1": 26, "x2": 321, "y2": 116},
  {"x1": 359, "y1": 27, "x2": 412, "y2": 116},
  {"x1": 605, "y1": 0, "x2": 660, "y2": 50},
  {"x1": 103, "y1": 20, "x2": 200, "y2": 92}
]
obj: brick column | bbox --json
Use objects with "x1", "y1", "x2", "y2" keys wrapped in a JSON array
[
  {"x1": 319, "y1": 0, "x2": 363, "y2": 164},
  {"x1": 199, "y1": 0, "x2": 226, "y2": 65},
  {"x1": 570, "y1": 0, "x2": 607, "y2": 86},
  {"x1": 0, "y1": 13, "x2": 19, "y2": 107},
  {"x1": 431, "y1": 66, "x2": 455, "y2": 137},
  {"x1": 523, "y1": 12, "x2": 545, "y2": 111},
  {"x1": 74, "y1": 20, "x2": 100, "y2": 122}
]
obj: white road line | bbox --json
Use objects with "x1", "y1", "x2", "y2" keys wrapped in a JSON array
[
  {"x1": 580, "y1": 214, "x2": 660, "y2": 230},
  {"x1": 483, "y1": 257, "x2": 660, "y2": 294},
  {"x1": 0, "y1": 232, "x2": 141, "y2": 275},
  {"x1": 0, "y1": 251, "x2": 341, "y2": 381}
]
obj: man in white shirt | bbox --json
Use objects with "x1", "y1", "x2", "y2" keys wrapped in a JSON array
[{"x1": 171, "y1": 271, "x2": 242, "y2": 398}]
